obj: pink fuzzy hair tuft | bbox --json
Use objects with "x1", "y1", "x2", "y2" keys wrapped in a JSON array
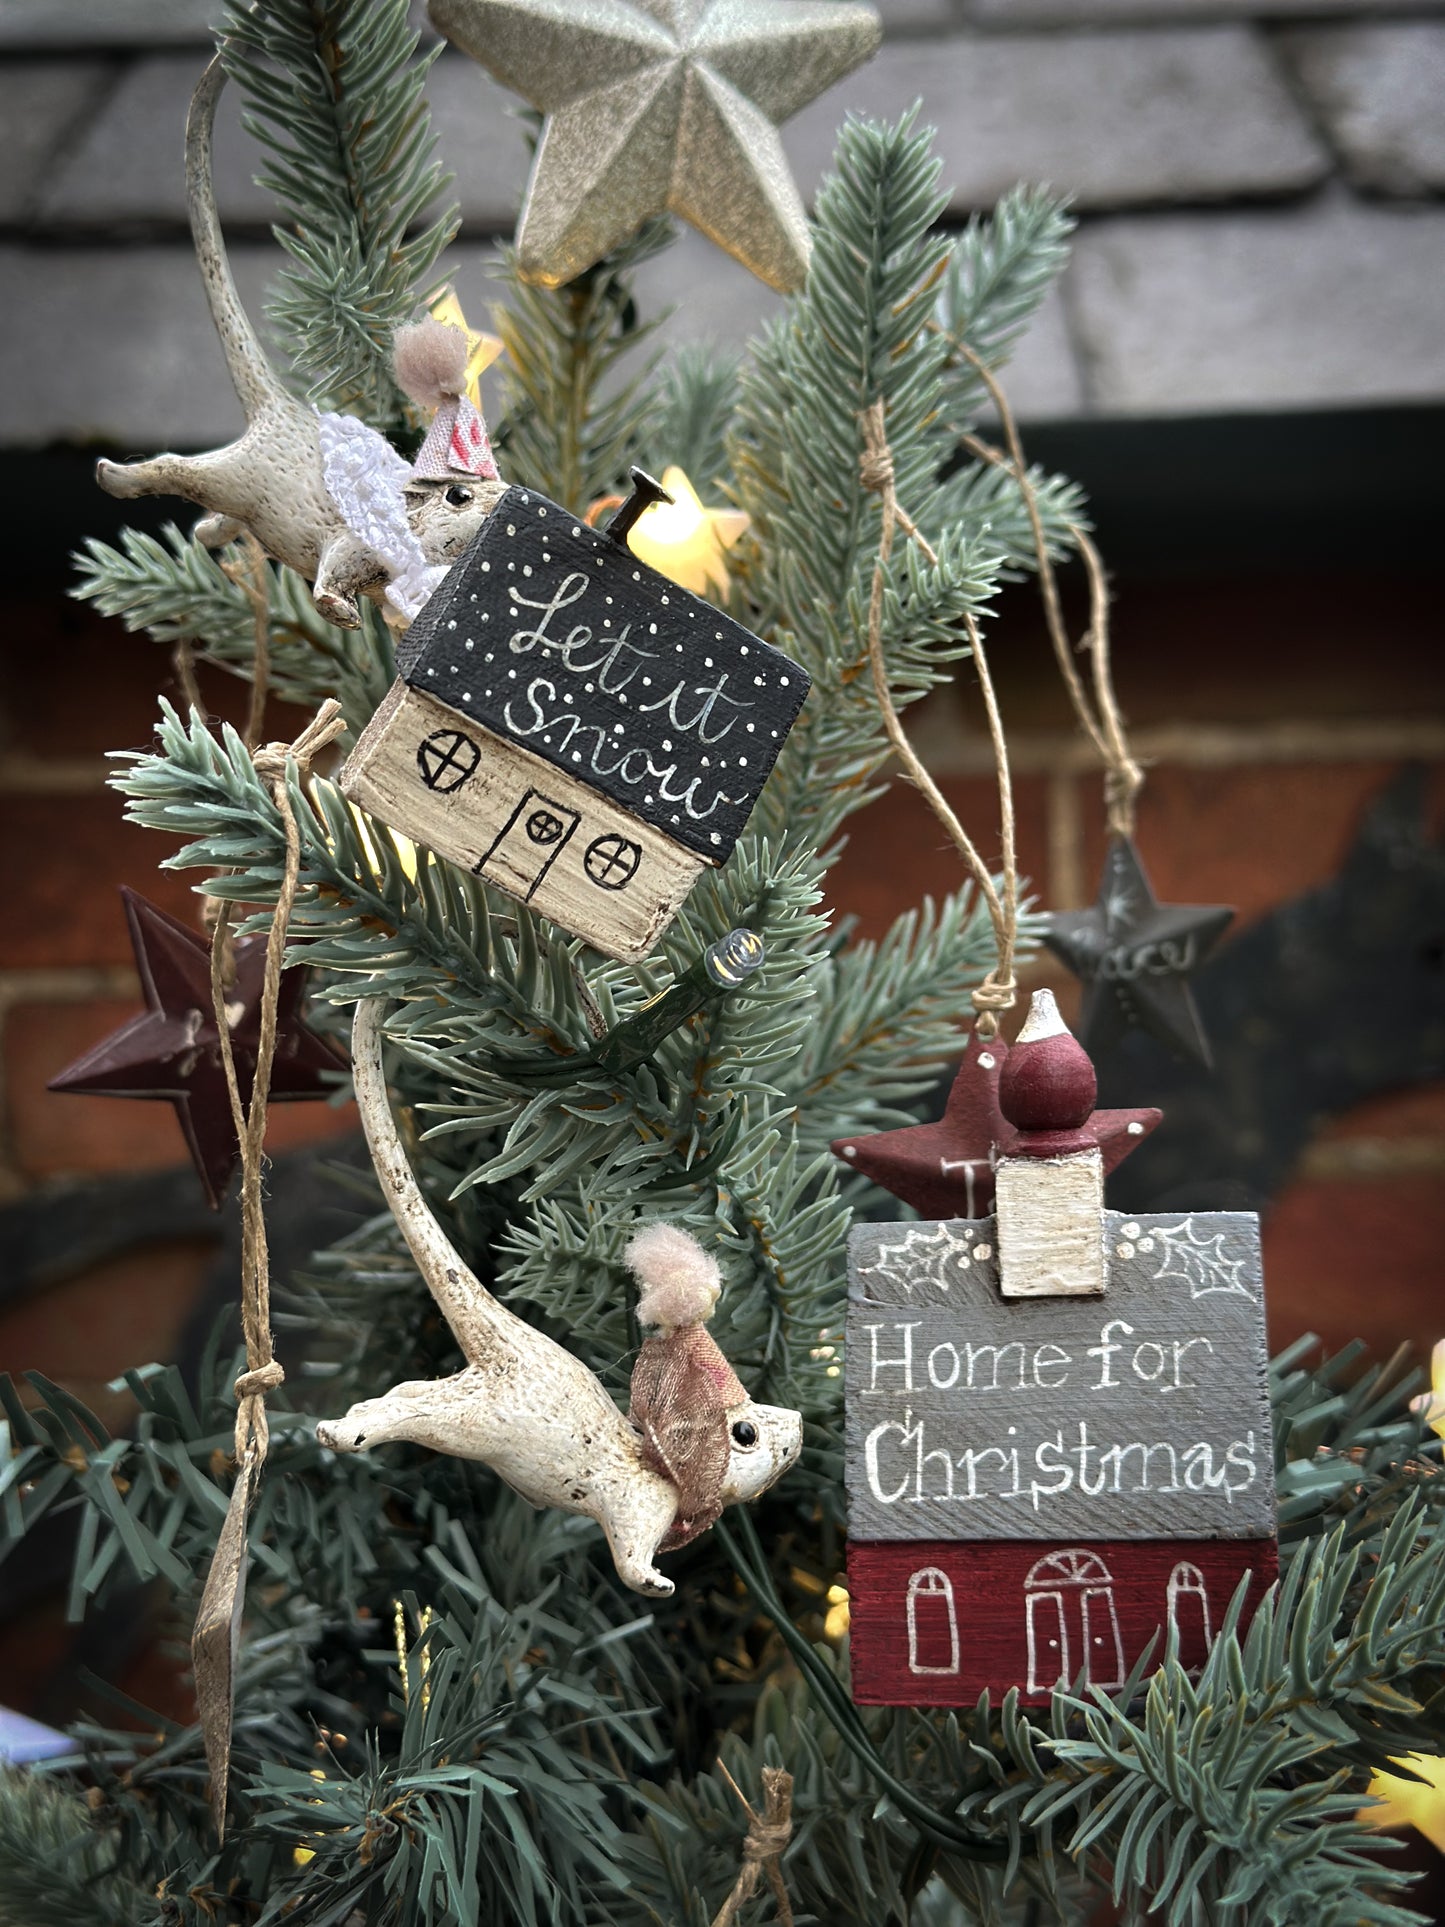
[
  {"x1": 626, "y1": 1223, "x2": 722, "y2": 1333},
  {"x1": 393, "y1": 318, "x2": 469, "y2": 411}
]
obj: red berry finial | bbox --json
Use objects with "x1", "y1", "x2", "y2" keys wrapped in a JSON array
[{"x1": 997, "y1": 989, "x2": 1098, "y2": 1145}]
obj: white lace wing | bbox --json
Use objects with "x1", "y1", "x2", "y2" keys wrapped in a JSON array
[{"x1": 317, "y1": 411, "x2": 437, "y2": 622}]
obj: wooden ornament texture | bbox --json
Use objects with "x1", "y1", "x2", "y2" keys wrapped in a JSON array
[
  {"x1": 997, "y1": 1013, "x2": 1097, "y2": 1139},
  {"x1": 192, "y1": 1453, "x2": 253, "y2": 1833},
  {"x1": 397, "y1": 483, "x2": 810, "y2": 861},
  {"x1": 847, "y1": 1535, "x2": 1278, "y2": 1706},
  {"x1": 994, "y1": 1149, "x2": 1106, "y2": 1298},
  {"x1": 341, "y1": 680, "x2": 705, "y2": 961},
  {"x1": 845, "y1": 1211, "x2": 1274, "y2": 1544}
]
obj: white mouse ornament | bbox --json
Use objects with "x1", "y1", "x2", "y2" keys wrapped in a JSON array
[
  {"x1": 95, "y1": 58, "x2": 504, "y2": 630},
  {"x1": 316, "y1": 999, "x2": 801, "y2": 1596}
]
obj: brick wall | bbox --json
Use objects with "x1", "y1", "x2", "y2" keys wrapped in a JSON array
[
  {"x1": 0, "y1": 598, "x2": 355, "y2": 1202},
  {"x1": 1, "y1": 564, "x2": 1441, "y2": 1381},
  {"x1": 0, "y1": 558, "x2": 1441, "y2": 1775},
  {"x1": 829, "y1": 566, "x2": 1445, "y2": 1363}
]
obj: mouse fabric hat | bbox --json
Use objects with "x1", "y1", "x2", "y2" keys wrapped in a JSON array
[
  {"x1": 625, "y1": 1224, "x2": 746, "y2": 1550},
  {"x1": 394, "y1": 318, "x2": 500, "y2": 483}
]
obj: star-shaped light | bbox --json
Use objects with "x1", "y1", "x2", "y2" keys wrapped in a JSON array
[
  {"x1": 832, "y1": 1026, "x2": 1159, "y2": 1218},
  {"x1": 627, "y1": 464, "x2": 749, "y2": 594},
  {"x1": 428, "y1": 0, "x2": 882, "y2": 291},
  {"x1": 1363, "y1": 1753, "x2": 1445, "y2": 1853},
  {"x1": 49, "y1": 889, "x2": 346, "y2": 1208},
  {"x1": 1410, "y1": 1338, "x2": 1445, "y2": 1440},
  {"x1": 427, "y1": 288, "x2": 504, "y2": 411},
  {"x1": 1043, "y1": 836, "x2": 1234, "y2": 1067}
]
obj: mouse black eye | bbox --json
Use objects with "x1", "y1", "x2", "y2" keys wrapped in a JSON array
[
  {"x1": 731, "y1": 1420, "x2": 758, "y2": 1448},
  {"x1": 444, "y1": 484, "x2": 474, "y2": 507}
]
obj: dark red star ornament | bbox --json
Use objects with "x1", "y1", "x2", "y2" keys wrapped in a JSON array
[
  {"x1": 831, "y1": 1023, "x2": 1160, "y2": 1217},
  {"x1": 49, "y1": 888, "x2": 346, "y2": 1208}
]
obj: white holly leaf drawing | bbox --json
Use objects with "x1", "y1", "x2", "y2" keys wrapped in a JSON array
[
  {"x1": 860, "y1": 1223, "x2": 982, "y2": 1298},
  {"x1": 1152, "y1": 1219, "x2": 1254, "y2": 1300}
]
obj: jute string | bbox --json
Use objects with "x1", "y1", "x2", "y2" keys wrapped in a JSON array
[
  {"x1": 208, "y1": 698, "x2": 346, "y2": 1468},
  {"x1": 220, "y1": 531, "x2": 274, "y2": 758},
  {"x1": 859, "y1": 399, "x2": 1018, "y2": 1036},
  {"x1": 710, "y1": 1763, "x2": 794, "y2": 1927},
  {"x1": 940, "y1": 330, "x2": 1144, "y2": 838}
]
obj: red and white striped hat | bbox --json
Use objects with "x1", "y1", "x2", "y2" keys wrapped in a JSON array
[
  {"x1": 411, "y1": 392, "x2": 498, "y2": 482},
  {"x1": 393, "y1": 318, "x2": 500, "y2": 483}
]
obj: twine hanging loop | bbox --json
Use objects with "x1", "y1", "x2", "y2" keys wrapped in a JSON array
[
  {"x1": 857, "y1": 400, "x2": 1018, "y2": 1038},
  {"x1": 194, "y1": 696, "x2": 344, "y2": 1836},
  {"x1": 711, "y1": 1763, "x2": 795, "y2": 1927},
  {"x1": 940, "y1": 330, "x2": 1146, "y2": 842}
]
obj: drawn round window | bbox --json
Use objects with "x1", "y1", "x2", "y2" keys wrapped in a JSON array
[
  {"x1": 417, "y1": 729, "x2": 481, "y2": 794},
  {"x1": 584, "y1": 834, "x2": 641, "y2": 891},
  {"x1": 525, "y1": 807, "x2": 567, "y2": 846}
]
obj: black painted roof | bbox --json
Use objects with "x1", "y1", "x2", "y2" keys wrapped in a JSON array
[{"x1": 400, "y1": 485, "x2": 810, "y2": 862}]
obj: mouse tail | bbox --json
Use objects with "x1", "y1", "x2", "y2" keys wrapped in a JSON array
[
  {"x1": 187, "y1": 55, "x2": 290, "y2": 420},
  {"x1": 351, "y1": 996, "x2": 513, "y2": 1364}
]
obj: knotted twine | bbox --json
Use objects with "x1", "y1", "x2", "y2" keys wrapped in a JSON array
[
  {"x1": 193, "y1": 698, "x2": 346, "y2": 1837},
  {"x1": 942, "y1": 332, "x2": 1145, "y2": 839},
  {"x1": 710, "y1": 1763, "x2": 795, "y2": 1927},
  {"x1": 859, "y1": 399, "x2": 1018, "y2": 1037}
]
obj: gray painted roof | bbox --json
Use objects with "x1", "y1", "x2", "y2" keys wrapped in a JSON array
[{"x1": 1, "y1": 0, "x2": 1441, "y2": 446}]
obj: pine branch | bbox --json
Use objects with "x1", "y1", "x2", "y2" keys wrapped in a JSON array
[
  {"x1": 72, "y1": 526, "x2": 392, "y2": 726},
  {"x1": 937, "y1": 185, "x2": 1075, "y2": 427},
  {"x1": 0, "y1": 1336, "x2": 397, "y2": 1627},
  {"x1": 0, "y1": 1770, "x2": 142, "y2": 1927},
  {"x1": 728, "y1": 121, "x2": 1079, "y2": 857},
  {"x1": 111, "y1": 702, "x2": 545, "y2": 1022},
  {"x1": 730, "y1": 111, "x2": 959, "y2": 841},
  {"x1": 220, "y1": 0, "x2": 456, "y2": 427},
  {"x1": 625, "y1": 1687, "x2": 923, "y2": 1927},
  {"x1": 987, "y1": 1503, "x2": 1445, "y2": 1924},
  {"x1": 785, "y1": 888, "x2": 1028, "y2": 1160},
  {"x1": 642, "y1": 343, "x2": 741, "y2": 493},
  {"x1": 750, "y1": 530, "x2": 1002, "y2": 856},
  {"x1": 932, "y1": 459, "x2": 1089, "y2": 573},
  {"x1": 245, "y1": 1558, "x2": 656, "y2": 1927},
  {"x1": 492, "y1": 223, "x2": 672, "y2": 512}
]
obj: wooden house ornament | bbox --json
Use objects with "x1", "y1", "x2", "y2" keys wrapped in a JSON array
[
  {"x1": 993, "y1": 988, "x2": 1109, "y2": 1298},
  {"x1": 843, "y1": 990, "x2": 1278, "y2": 1708},
  {"x1": 341, "y1": 470, "x2": 810, "y2": 960}
]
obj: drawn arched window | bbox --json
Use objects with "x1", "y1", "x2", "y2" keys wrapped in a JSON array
[
  {"x1": 906, "y1": 1567, "x2": 960, "y2": 1675},
  {"x1": 1166, "y1": 1560, "x2": 1213, "y2": 1655},
  {"x1": 1025, "y1": 1548, "x2": 1124, "y2": 1693}
]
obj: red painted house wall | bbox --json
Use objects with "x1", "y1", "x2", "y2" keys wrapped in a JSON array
[{"x1": 848, "y1": 1537, "x2": 1278, "y2": 1707}]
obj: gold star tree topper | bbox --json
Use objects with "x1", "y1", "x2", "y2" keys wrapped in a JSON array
[{"x1": 428, "y1": 0, "x2": 881, "y2": 292}]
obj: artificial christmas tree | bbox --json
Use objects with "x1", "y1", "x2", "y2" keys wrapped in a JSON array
[{"x1": 2, "y1": 4, "x2": 1443, "y2": 1924}]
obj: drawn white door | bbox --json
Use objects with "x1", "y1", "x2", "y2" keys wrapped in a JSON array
[
  {"x1": 1026, "y1": 1588, "x2": 1068, "y2": 1693},
  {"x1": 1026, "y1": 1549, "x2": 1120, "y2": 1693},
  {"x1": 1082, "y1": 1585, "x2": 1124, "y2": 1688}
]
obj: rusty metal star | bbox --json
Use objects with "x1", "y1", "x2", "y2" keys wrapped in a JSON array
[
  {"x1": 49, "y1": 889, "x2": 346, "y2": 1208},
  {"x1": 1044, "y1": 837, "x2": 1235, "y2": 1066},
  {"x1": 832, "y1": 1027, "x2": 1160, "y2": 1217}
]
